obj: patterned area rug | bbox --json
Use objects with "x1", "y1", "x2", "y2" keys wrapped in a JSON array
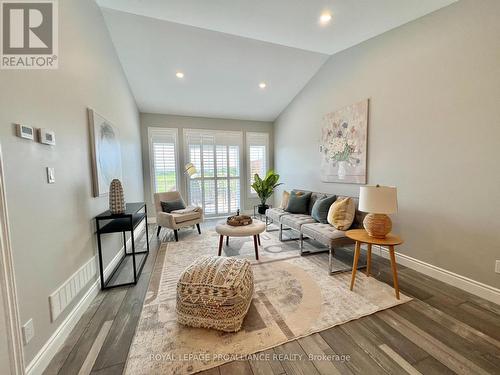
[{"x1": 125, "y1": 225, "x2": 410, "y2": 374}]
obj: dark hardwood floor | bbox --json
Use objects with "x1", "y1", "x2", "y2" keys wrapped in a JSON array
[{"x1": 44, "y1": 222, "x2": 500, "y2": 374}]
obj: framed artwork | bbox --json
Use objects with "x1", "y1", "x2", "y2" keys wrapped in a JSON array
[
  {"x1": 88, "y1": 108, "x2": 122, "y2": 197},
  {"x1": 319, "y1": 99, "x2": 368, "y2": 184}
]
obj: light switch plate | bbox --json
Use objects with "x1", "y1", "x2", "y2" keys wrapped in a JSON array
[
  {"x1": 495, "y1": 260, "x2": 500, "y2": 274},
  {"x1": 22, "y1": 319, "x2": 34, "y2": 345},
  {"x1": 47, "y1": 167, "x2": 55, "y2": 184}
]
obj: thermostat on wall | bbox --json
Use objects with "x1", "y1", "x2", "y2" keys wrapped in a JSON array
[
  {"x1": 15, "y1": 124, "x2": 34, "y2": 140},
  {"x1": 38, "y1": 128, "x2": 56, "y2": 145}
]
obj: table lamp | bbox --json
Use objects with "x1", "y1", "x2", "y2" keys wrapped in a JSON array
[{"x1": 359, "y1": 185, "x2": 398, "y2": 238}]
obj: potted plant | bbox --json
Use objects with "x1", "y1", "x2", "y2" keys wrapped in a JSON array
[{"x1": 251, "y1": 170, "x2": 282, "y2": 214}]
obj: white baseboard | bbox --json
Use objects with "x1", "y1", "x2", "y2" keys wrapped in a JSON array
[
  {"x1": 26, "y1": 222, "x2": 146, "y2": 375},
  {"x1": 373, "y1": 245, "x2": 500, "y2": 305}
]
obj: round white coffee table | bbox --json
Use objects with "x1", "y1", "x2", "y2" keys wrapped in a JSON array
[{"x1": 215, "y1": 220, "x2": 266, "y2": 260}]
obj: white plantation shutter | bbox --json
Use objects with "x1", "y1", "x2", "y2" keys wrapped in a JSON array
[
  {"x1": 246, "y1": 132, "x2": 269, "y2": 195},
  {"x1": 148, "y1": 128, "x2": 179, "y2": 195},
  {"x1": 184, "y1": 129, "x2": 242, "y2": 216}
]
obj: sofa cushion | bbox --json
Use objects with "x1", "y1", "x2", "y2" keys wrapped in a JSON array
[
  {"x1": 337, "y1": 195, "x2": 365, "y2": 228},
  {"x1": 307, "y1": 192, "x2": 325, "y2": 215},
  {"x1": 280, "y1": 214, "x2": 316, "y2": 230},
  {"x1": 172, "y1": 211, "x2": 202, "y2": 224},
  {"x1": 161, "y1": 198, "x2": 186, "y2": 213},
  {"x1": 279, "y1": 190, "x2": 290, "y2": 209},
  {"x1": 327, "y1": 197, "x2": 355, "y2": 230},
  {"x1": 311, "y1": 195, "x2": 337, "y2": 223},
  {"x1": 301, "y1": 223, "x2": 347, "y2": 246},
  {"x1": 286, "y1": 191, "x2": 311, "y2": 214},
  {"x1": 266, "y1": 208, "x2": 290, "y2": 223}
]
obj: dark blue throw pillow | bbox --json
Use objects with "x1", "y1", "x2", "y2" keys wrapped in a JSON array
[
  {"x1": 311, "y1": 195, "x2": 337, "y2": 223},
  {"x1": 285, "y1": 191, "x2": 311, "y2": 214},
  {"x1": 161, "y1": 198, "x2": 186, "y2": 213}
]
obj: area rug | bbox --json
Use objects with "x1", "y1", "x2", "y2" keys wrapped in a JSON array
[{"x1": 124, "y1": 227, "x2": 410, "y2": 374}]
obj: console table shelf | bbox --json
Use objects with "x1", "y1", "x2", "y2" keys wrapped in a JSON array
[{"x1": 95, "y1": 202, "x2": 149, "y2": 290}]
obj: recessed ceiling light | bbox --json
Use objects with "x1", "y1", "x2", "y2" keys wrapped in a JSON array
[
  {"x1": 176, "y1": 72, "x2": 184, "y2": 78},
  {"x1": 319, "y1": 13, "x2": 332, "y2": 25},
  {"x1": 259, "y1": 82, "x2": 267, "y2": 89}
]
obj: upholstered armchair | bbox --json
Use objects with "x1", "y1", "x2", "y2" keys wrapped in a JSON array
[{"x1": 154, "y1": 191, "x2": 203, "y2": 241}]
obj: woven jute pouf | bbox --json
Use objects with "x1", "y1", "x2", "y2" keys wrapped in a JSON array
[{"x1": 176, "y1": 255, "x2": 254, "y2": 332}]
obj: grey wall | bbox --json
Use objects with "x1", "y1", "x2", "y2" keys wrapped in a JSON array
[
  {"x1": 0, "y1": 290, "x2": 12, "y2": 375},
  {"x1": 140, "y1": 113, "x2": 273, "y2": 217},
  {"x1": 0, "y1": 0, "x2": 143, "y2": 364},
  {"x1": 274, "y1": 0, "x2": 500, "y2": 288}
]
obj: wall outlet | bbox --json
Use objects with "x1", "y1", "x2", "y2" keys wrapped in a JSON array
[
  {"x1": 496, "y1": 260, "x2": 500, "y2": 274},
  {"x1": 22, "y1": 319, "x2": 34, "y2": 345}
]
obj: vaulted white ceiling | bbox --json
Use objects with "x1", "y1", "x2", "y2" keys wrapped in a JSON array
[{"x1": 97, "y1": 0, "x2": 457, "y2": 121}]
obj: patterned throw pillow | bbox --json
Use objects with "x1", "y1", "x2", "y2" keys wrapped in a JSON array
[
  {"x1": 161, "y1": 198, "x2": 186, "y2": 213},
  {"x1": 327, "y1": 197, "x2": 355, "y2": 230},
  {"x1": 279, "y1": 191, "x2": 290, "y2": 209},
  {"x1": 311, "y1": 195, "x2": 337, "y2": 223},
  {"x1": 285, "y1": 191, "x2": 311, "y2": 214}
]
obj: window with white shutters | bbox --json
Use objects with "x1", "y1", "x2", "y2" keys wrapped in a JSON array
[
  {"x1": 246, "y1": 132, "x2": 269, "y2": 195},
  {"x1": 148, "y1": 128, "x2": 179, "y2": 197},
  {"x1": 184, "y1": 129, "x2": 242, "y2": 216}
]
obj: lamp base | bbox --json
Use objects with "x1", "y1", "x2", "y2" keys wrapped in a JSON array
[{"x1": 363, "y1": 213, "x2": 392, "y2": 238}]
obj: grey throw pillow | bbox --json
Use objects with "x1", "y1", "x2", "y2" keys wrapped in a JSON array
[
  {"x1": 311, "y1": 195, "x2": 337, "y2": 223},
  {"x1": 285, "y1": 191, "x2": 311, "y2": 214},
  {"x1": 161, "y1": 198, "x2": 186, "y2": 213}
]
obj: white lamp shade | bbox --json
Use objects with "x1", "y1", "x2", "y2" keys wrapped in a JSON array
[
  {"x1": 184, "y1": 163, "x2": 197, "y2": 177},
  {"x1": 359, "y1": 185, "x2": 398, "y2": 214}
]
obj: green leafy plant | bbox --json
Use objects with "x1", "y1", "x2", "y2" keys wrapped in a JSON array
[{"x1": 251, "y1": 170, "x2": 283, "y2": 206}]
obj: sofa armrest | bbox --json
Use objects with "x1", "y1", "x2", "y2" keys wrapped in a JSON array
[{"x1": 157, "y1": 211, "x2": 176, "y2": 228}]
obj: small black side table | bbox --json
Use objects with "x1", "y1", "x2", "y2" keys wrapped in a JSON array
[{"x1": 95, "y1": 202, "x2": 149, "y2": 290}]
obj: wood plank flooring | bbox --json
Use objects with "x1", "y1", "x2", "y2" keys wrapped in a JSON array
[{"x1": 45, "y1": 222, "x2": 500, "y2": 375}]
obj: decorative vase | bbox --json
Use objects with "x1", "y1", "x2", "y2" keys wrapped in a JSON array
[
  {"x1": 337, "y1": 161, "x2": 348, "y2": 180},
  {"x1": 109, "y1": 179, "x2": 125, "y2": 214},
  {"x1": 258, "y1": 204, "x2": 269, "y2": 215}
]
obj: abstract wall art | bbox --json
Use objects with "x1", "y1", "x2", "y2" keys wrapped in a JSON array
[
  {"x1": 88, "y1": 108, "x2": 122, "y2": 197},
  {"x1": 319, "y1": 99, "x2": 368, "y2": 184}
]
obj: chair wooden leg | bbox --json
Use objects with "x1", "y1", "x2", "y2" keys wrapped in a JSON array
[
  {"x1": 196, "y1": 223, "x2": 201, "y2": 234},
  {"x1": 389, "y1": 246, "x2": 400, "y2": 300},
  {"x1": 350, "y1": 241, "x2": 361, "y2": 291},
  {"x1": 156, "y1": 226, "x2": 161, "y2": 236},
  {"x1": 257, "y1": 234, "x2": 261, "y2": 246},
  {"x1": 218, "y1": 235, "x2": 223, "y2": 256},
  {"x1": 366, "y1": 243, "x2": 372, "y2": 277},
  {"x1": 226, "y1": 236, "x2": 229, "y2": 246},
  {"x1": 174, "y1": 229, "x2": 178, "y2": 242},
  {"x1": 253, "y1": 235, "x2": 259, "y2": 260}
]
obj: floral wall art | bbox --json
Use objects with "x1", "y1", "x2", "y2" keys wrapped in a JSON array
[{"x1": 319, "y1": 99, "x2": 368, "y2": 184}]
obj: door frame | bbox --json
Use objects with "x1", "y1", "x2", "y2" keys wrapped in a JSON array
[{"x1": 0, "y1": 145, "x2": 25, "y2": 374}]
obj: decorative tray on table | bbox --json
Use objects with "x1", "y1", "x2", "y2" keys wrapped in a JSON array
[{"x1": 226, "y1": 215, "x2": 253, "y2": 226}]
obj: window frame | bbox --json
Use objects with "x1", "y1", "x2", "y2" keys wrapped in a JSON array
[
  {"x1": 148, "y1": 127, "x2": 180, "y2": 204},
  {"x1": 246, "y1": 132, "x2": 270, "y2": 197},
  {"x1": 183, "y1": 129, "x2": 243, "y2": 217}
]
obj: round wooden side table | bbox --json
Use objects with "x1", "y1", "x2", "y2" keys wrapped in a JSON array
[{"x1": 346, "y1": 229, "x2": 404, "y2": 299}]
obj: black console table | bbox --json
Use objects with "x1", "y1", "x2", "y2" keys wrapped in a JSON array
[{"x1": 95, "y1": 202, "x2": 149, "y2": 290}]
